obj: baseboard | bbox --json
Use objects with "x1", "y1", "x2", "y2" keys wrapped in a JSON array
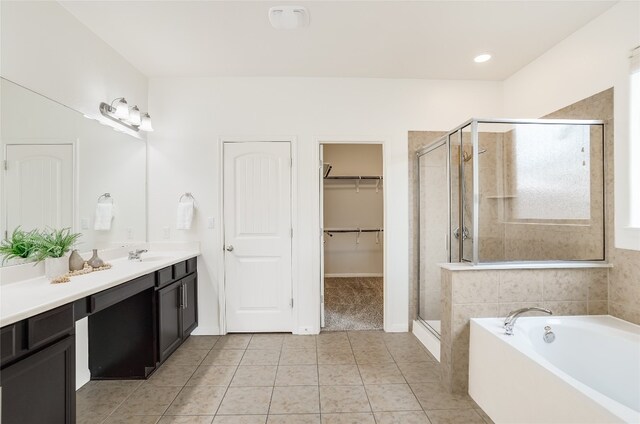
[
  {"x1": 191, "y1": 326, "x2": 222, "y2": 336},
  {"x1": 76, "y1": 368, "x2": 90, "y2": 390},
  {"x1": 384, "y1": 323, "x2": 409, "y2": 333},
  {"x1": 412, "y1": 320, "x2": 440, "y2": 361},
  {"x1": 324, "y1": 273, "x2": 383, "y2": 278}
]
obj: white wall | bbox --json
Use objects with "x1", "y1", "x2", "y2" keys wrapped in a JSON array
[
  {"x1": 0, "y1": 1, "x2": 148, "y2": 119},
  {"x1": 0, "y1": 1, "x2": 149, "y2": 390},
  {"x1": 502, "y1": 1, "x2": 640, "y2": 250},
  {"x1": 148, "y1": 77, "x2": 502, "y2": 334}
]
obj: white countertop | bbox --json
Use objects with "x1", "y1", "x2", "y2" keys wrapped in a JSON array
[{"x1": 0, "y1": 249, "x2": 200, "y2": 327}]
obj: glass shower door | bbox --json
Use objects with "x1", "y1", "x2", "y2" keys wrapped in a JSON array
[{"x1": 418, "y1": 141, "x2": 449, "y2": 335}]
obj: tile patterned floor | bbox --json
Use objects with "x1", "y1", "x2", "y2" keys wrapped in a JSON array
[
  {"x1": 77, "y1": 332, "x2": 493, "y2": 424},
  {"x1": 324, "y1": 278, "x2": 384, "y2": 331}
]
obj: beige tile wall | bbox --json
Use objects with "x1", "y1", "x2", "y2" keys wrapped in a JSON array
[
  {"x1": 440, "y1": 267, "x2": 610, "y2": 394},
  {"x1": 437, "y1": 88, "x2": 640, "y2": 394},
  {"x1": 409, "y1": 89, "x2": 640, "y2": 393}
]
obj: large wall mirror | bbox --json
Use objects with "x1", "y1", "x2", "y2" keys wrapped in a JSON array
[{"x1": 0, "y1": 78, "x2": 147, "y2": 266}]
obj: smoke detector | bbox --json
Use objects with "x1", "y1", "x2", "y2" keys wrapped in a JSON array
[{"x1": 268, "y1": 6, "x2": 310, "y2": 30}]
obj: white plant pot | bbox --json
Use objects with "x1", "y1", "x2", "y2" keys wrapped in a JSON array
[{"x1": 45, "y1": 256, "x2": 69, "y2": 280}]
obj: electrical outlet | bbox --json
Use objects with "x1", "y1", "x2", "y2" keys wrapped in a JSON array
[
  {"x1": 163, "y1": 227, "x2": 170, "y2": 239},
  {"x1": 126, "y1": 228, "x2": 133, "y2": 240},
  {"x1": 80, "y1": 218, "x2": 89, "y2": 230},
  {"x1": 207, "y1": 216, "x2": 215, "y2": 229}
]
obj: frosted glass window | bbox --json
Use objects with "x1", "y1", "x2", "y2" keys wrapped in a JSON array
[{"x1": 511, "y1": 124, "x2": 590, "y2": 220}]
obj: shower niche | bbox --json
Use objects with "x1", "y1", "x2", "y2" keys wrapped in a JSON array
[{"x1": 417, "y1": 118, "x2": 605, "y2": 334}]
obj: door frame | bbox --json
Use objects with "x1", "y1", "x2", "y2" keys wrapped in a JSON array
[
  {"x1": 217, "y1": 136, "x2": 298, "y2": 335},
  {"x1": 315, "y1": 136, "x2": 388, "y2": 332},
  {"x1": 1, "y1": 139, "x2": 78, "y2": 241}
]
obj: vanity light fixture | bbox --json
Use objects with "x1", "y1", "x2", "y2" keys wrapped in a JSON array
[
  {"x1": 474, "y1": 53, "x2": 492, "y2": 63},
  {"x1": 140, "y1": 113, "x2": 154, "y2": 132},
  {"x1": 129, "y1": 105, "x2": 141, "y2": 126},
  {"x1": 113, "y1": 97, "x2": 130, "y2": 119},
  {"x1": 99, "y1": 97, "x2": 153, "y2": 133}
]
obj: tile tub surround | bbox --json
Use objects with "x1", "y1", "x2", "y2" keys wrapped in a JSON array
[
  {"x1": 77, "y1": 333, "x2": 494, "y2": 424},
  {"x1": 440, "y1": 267, "x2": 610, "y2": 394}
]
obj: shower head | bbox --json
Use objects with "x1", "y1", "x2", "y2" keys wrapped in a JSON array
[{"x1": 463, "y1": 148, "x2": 487, "y2": 162}]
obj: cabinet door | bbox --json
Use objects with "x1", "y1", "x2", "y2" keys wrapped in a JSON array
[
  {"x1": 158, "y1": 280, "x2": 182, "y2": 363},
  {"x1": 1, "y1": 335, "x2": 75, "y2": 424},
  {"x1": 182, "y1": 273, "x2": 198, "y2": 336}
]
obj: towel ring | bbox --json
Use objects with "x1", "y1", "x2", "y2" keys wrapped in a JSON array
[
  {"x1": 179, "y1": 192, "x2": 196, "y2": 204},
  {"x1": 97, "y1": 193, "x2": 113, "y2": 204}
]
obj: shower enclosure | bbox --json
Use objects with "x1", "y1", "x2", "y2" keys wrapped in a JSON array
[{"x1": 417, "y1": 118, "x2": 606, "y2": 335}]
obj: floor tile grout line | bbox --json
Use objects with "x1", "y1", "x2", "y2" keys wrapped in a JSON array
[{"x1": 209, "y1": 338, "x2": 248, "y2": 417}]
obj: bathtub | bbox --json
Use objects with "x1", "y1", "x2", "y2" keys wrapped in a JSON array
[{"x1": 469, "y1": 315, "x2": 640, "y2": 424}]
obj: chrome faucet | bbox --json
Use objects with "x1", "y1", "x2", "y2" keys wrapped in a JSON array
[
  {"x1": 128, "y1": 249, "x2": 148, "y2": 261},
  {"x1": 503, "y1": 307, "x2": 552, "y2": 335}
]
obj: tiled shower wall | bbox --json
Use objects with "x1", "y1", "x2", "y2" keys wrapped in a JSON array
[
  {"x1": 409, "y1": 88, "x2": 640, "y2": 393},
  {"x1": 440, "y1": 267, "x2": 609, "y2": 393}
]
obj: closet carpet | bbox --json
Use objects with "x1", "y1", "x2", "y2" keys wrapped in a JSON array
[{"x1": 324, "y1": 277, "x2": 383, "y2": 331}]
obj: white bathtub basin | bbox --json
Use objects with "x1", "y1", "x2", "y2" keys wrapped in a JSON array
[{"x1": 469, "y1": 315, "x2": 640, "y2": 424}]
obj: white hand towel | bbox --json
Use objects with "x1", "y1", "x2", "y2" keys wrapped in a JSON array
[
  {"x1": 94, "y1": 203, "x2": 113, "y2": 231},
  {"x1": 176, "y1": 201, "x2": 194, "y2": 230}
]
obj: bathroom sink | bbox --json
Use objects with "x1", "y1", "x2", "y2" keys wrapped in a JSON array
[{"x1": 136, "y1": 256, "x2": 171, "y2": 263}]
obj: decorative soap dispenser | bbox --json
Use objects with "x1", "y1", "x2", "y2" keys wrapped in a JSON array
[
  {"x1": 69, "y1": 250, "x2": 85, "y2": 271},
  {"x1": 87, "y1": 249, "x2": 104, "y2": 269}
]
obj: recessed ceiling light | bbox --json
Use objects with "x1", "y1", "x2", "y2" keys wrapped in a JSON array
[{"x1": 474, "y1": 54, "x2": 492, "y2": 63}]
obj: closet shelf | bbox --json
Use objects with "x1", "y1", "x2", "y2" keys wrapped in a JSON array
[
  {"x1": 323, "y1": 176, "x2": 383, "y2": 192},
  {"x1": 324, "y1": 228, "x2": 383, "y2": 233}
]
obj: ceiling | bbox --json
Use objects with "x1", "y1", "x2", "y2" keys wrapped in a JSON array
[{"x1": 60, "y1": 1, "x2": 616, "y2": 80}]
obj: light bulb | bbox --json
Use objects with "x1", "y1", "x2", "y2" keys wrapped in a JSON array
[
  {"x1": 474, "y1": 54, "x2": 492, "y2": 63},
  {"x1": 129, "y1": 106, "x2": 141, "y2": 126},
  {"x1": 114, "y1": 98, "x2": 129, "y2": 119},
  {"x1": 140, "y1": 113, "x2": 154, "y2": 132}
]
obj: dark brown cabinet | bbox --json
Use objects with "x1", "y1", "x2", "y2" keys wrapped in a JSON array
[
  {"x1": 1, "y1": 335, "x2": 75, "y2": 424},
  {"x1": 158, "y1": 279, "x2": 183, "y2": 362},
  {"x1": 0, "y1": 256, "x2": 198, "y2": 423},
  {"x1": 158, "y1": 272, "x2": 198, "y2": 363}
]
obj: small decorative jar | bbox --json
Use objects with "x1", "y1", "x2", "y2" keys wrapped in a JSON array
[
  {"x1": 87, "y1": 249, "x2": 104, "y2": 269},
  {"x1": 69, "y1": 249, "x2": 85, "y2": 271}
]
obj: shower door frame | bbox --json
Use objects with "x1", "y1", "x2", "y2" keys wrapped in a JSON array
[
  {"x1": 416, "y1": 136, "x2": 452, "y2": 335},
  {"x1": 418, "y1": 118, "x2": 606, "y2": 266}
]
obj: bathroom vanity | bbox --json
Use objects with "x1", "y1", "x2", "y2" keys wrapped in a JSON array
[{"x1": 0, "y1": 252, "x2": 199, "y2": 424}]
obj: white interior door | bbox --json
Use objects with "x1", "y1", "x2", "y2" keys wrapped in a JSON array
[
  {"x1": 224, "y1": 142, "x2": 293, "y2": 332},
  {"x1": 4, "y1": 144, "x2": 73, "y2": 237},
  {"x1": 319, "y1": 145, "x2": 325, "y2": 328}
]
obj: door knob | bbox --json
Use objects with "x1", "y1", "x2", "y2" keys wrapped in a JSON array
[{"x1": 225, "y1": 245, "x2": 234, "y2": 252}]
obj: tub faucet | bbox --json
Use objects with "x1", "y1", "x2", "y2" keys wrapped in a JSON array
[
  {"x1": 503, "y1": 307, "x2": 552, "y2": 335},
  {"x1": 128, "y1": 249, "x2": 148, "y2": 261}
]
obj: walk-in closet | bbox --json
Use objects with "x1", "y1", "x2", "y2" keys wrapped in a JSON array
[{"x1": 320, "y1": 144, "x2": 384, "y2": 331}]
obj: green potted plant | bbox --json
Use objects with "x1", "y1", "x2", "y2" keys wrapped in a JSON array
[
  {"x1": 32, "y1": 227, "x2": 82, "y2": 279},
  {"x1": 0, "y1": 227, "x2": 39, "y2": 265}
]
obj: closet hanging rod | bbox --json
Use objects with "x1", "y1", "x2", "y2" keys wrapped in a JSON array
[
  {"x1": 323, "y1": 176, "x2": 383, "y2": 180},
  {"x1": 323, "y1": 228, "x2": 384, "y2": 233}
]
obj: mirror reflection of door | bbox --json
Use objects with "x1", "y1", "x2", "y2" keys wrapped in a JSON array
[{"x1": 4, "y1": 144, "x2": 73, "y2": 238}]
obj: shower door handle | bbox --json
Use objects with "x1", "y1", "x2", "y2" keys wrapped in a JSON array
[{"x1": 453, "y1": 226, "x2": 470, "y2": 240}]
